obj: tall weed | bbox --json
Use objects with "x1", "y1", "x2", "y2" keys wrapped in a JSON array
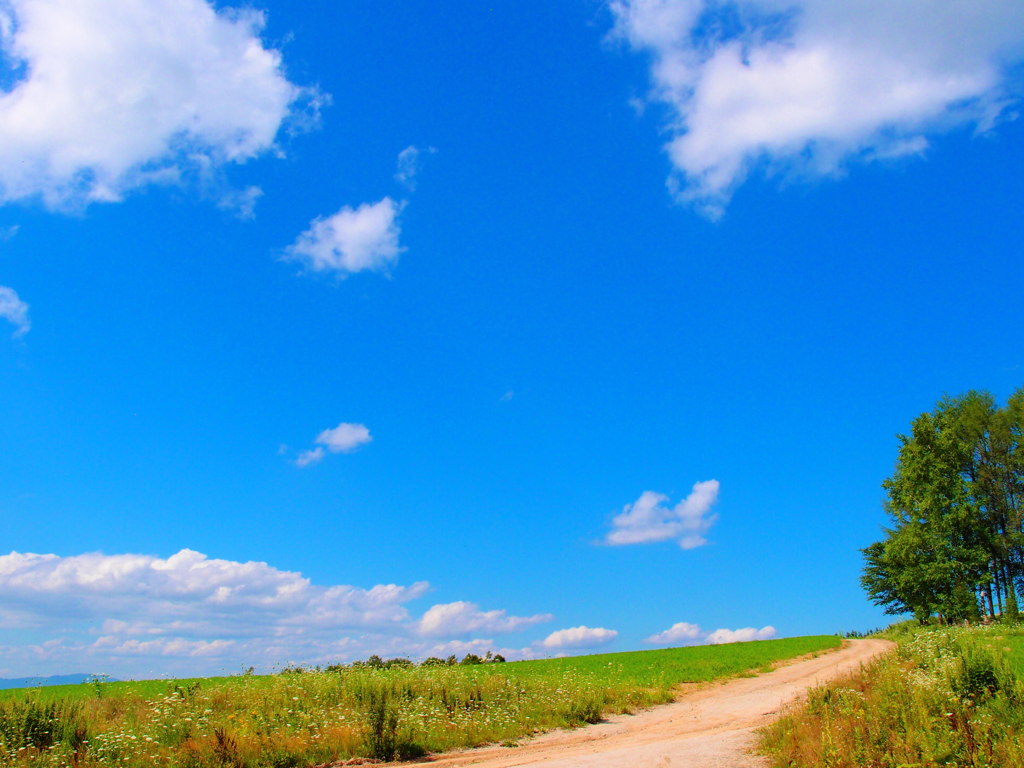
[{"x1": 761, "y1": 626, "x2": 1024, "y2": 767}]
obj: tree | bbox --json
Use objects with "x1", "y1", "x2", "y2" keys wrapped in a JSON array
[{"x1": 862, "y1": 388, "x2": 1024, "y2": 622}]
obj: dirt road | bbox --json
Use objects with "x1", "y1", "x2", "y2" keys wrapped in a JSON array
[{"x1": 420, "y1": 638, "x2": 893, "y2": 768}]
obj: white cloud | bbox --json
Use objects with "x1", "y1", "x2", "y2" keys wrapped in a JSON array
[
  {"x1": 294, "y1": 447, "x2": 325, "y2": 468},
  {"x1": 286, "y1": 197, "x2": 403, "y2": 276},
  {"x1": 645, "y1": 620, "x2": 776, "y2": 646},
  {"x1": 217, "y1": 185, "x2": 264, "y2": 220},
  {"x1": 611, "y1": 0, "x2": 1024, "y2": 216},
  {"x1": 645, "y1": 621, "x2": 701, "y2": 644},
  {"x1": 704, "y1": 625, "x2": 777, "y2": 645},
  {"x1": 394, "y1": 145, "x2": 434, "y2": 191},
  {"x1": 0, "y1": 549, "x2": 553, "y2": 677},
  {"x1": 0, "y1": 0, "x2": 314, "y2": 209},
  {"x1": 93, "y1": 637, "x2": 235, "y2": 658},
  {"x1": 0, "y1": 549, "x2": 428, "y2": 629},
  {"x1": 541, "y1": 625, "x2": 618, "y2": 649},
  {"x1": 0, "y1": 285, "x2": 29, "y2": 336},
  {"x1": 605, "y1": 480, "x2": 719, "y2": 549},
  {"x1": 417, "y1": 601, "x2": 552, "y2": 637},
  {"x1": 295, "y1": 422, "x2": 371, "y2": 467},
  {"x1": 316, "y1": 422, "x2": 372, "y2": 453}
]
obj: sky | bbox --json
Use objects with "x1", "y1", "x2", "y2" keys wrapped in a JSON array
[{"x1": 0, "y1": 0, "x2": 1022, "y2": 679}]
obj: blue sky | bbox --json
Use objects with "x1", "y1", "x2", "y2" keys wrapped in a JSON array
[{"x1": 0, "y1": 0, "x2": 1022, "y2": 678}]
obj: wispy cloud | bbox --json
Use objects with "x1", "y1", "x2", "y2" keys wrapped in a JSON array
[
  {"x1": 295, "y1": 422, "x2": 372, "y2": 467},
  {"x1": 294, "y1": 447, "x2": 325, "y2": 468},
  {"x1": 217, "y1": 186, "x2": 264, "y2": 220},
  {"x1": 604, "y1": 480, "x2": 719, "y2": 549},
  {"x1": 394, "y1": 145, "x2": 435, "y2": 192},
  {"x1": 0, "y1": 0, "x2": 317, "y2": 209},
  {"x1": 0, "y1": 286, "x2": 29, "y2": 336},
  {"x1": 611, "y1": 0, "x2": 1024, "y2": 216}
]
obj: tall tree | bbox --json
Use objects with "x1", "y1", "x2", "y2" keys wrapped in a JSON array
[{"x1": 862, "y1": 388, "x2": 1024, "y2": 622}]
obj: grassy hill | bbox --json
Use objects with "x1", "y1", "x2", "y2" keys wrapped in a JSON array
[{"x1": 0, "y1": 635, "x2": 838, "y2": 766}]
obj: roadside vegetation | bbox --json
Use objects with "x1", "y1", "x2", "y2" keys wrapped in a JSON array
[
  {"x1": 761, "y1": 622, "x2": 1024, "y2": 767},
  {"x1": 762, "y1": 386, "x2": 1024, "y2": 767},
  {"x1": 0, "y1": 636, "x2": 837, "y2": 767}
]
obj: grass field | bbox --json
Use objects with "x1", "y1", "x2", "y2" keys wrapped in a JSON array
[
  {"x1": 0, "y1": 635, "x2": 838, "y2": 767},
  {"x1": 761, "y1": 623, "x2": 1024, "y2": 767}
]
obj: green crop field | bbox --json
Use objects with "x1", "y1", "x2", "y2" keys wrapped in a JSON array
[{"x1": 0, "y1": 635, "x2": 839, "y2": 767}]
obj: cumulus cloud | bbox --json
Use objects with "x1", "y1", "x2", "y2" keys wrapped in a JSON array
[
  {"x1": 0, "y1": 549, "x2": 427, "y2": 632},
  {"x1": 541, "y1": 625, "x2": 618, "y2": 649},
  {"x1": 646, "y1": 620, "x2": 777, "y2": 646},
  {"x1": 286, "y1": 197, "x2": 403, "y2": 276},
  {"x1": 705, "y1": 625, "x2": 777, "y2": 645},
  {"x1": 644, "y1": 621, "x2": 701, "y2": 644},
  {"x1": 605, "y1": 480, "x2": 719, "y2": 549},
  {"x1": 295, "y1": 422, "x2": 372, "y2": 467},
  {"x1": 317, "y1": 423, "x2": 372, "y2": 453},
  {"x1": 0, "y1": 0, "x2": 314, "y2": 209},
  {"x1": 417, "y1": 601, "x2": 553, "y2": 637},
  {"x1": 0, "y1": 285, "x2": 29, "y2": 336},
  {"x1": 0, "y1": 549, "x2": 552, "y2": 677},
  {"x1": 611, "y1": 0, "x2": 1024, "y2": 216}
]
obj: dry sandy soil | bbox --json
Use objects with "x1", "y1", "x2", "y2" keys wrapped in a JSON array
[{"x1": 416, "y1": 638, "x2": 894, "y2": 768}]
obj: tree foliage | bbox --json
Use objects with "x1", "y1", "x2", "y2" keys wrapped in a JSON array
[{"x1": 862, "y1": 388, "x2": 1024, "y2": 622}]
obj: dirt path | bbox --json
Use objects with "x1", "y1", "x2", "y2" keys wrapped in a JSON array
[{"x1": 418, "y1": 638, "x2": 893, "y2": 768}]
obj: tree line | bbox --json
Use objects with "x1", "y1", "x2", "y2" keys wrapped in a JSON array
[{"x1": 862, "y1": 388, "x2": 1024, "y2": 623}]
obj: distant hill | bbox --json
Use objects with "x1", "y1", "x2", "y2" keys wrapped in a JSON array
[{"x1": 0, "y1": 674, "x2": 115, "y2": 690}]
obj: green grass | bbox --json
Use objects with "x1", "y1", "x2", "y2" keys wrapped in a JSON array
[
  {"x1": 999, "y1": 634, "x2": 1024, "y2": 679},
  {"x1": 499, "y1": 635, "x2": 840, "y2": 688},
  {"x1": 0, "y1": 678, "x2": 239, "y2": 704},
  {"x1": 0, "y1": 635, "x2": 838, "y2": 767}
]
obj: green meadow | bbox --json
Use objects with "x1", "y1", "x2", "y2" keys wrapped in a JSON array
[{"x1": 0, "y1": 635, "x2": 838, "y2": 766}]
